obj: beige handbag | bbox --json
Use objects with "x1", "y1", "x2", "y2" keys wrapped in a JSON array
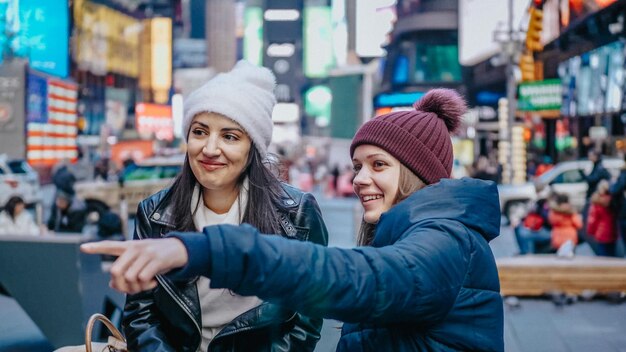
[
  {"x1": 85, "y1": 313, "x2": 127, "y2": 352},
  {"x1": 54, "y1": 313, "x2": 127, "y2": 352}
]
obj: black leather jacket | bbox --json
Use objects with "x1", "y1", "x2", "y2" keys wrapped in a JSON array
[{"x1": 123, "y1": 184, "x2": 329, "y2": 351}]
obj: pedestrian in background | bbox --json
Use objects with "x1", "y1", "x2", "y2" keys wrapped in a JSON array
[
  {"x1": 514, "y1": 198, "x2": 552, "y2": 254},
  {"x1": 84, "y1": 89, "x2": 504, "y2": 351},
  {"x1": 0, "y1": 196, "x2": 39, "y2": 236},
  {"x1": 579, "y1": 149, "x2": 611, "y2": 248},
  {"x1": 47, "y1": 190, "x2": 87, "y2": 234},
  {"x1": 610, "y1": 154, "x2": 626, "y2": 257},
  {"x1": 330, "y1": 164, "x2": 340, "y2": 196},
  {"x1": 470, "y1": 155, "x2": 499, "y2": 182},
  {"x1": 99, "y1": 61, "x2": 328, "y2": 352},
  {"x1": 548, "y1": 193, "x2": 583, "y2": 251},
  {"x1": 51, "y1": 159, "x2": 77, "y2": 195},
  {"x1": 94, "y1": 157, "x2": 111, "y2": 181},
  {"x1": 587, "y1": 180, "x2": 618, "y2": 257},
  {"x1": 535, "y1": 156, "x2": 554, "y2": 177}
]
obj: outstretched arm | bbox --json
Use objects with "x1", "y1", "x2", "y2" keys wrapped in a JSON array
[
  {"x1": 83, "y1": 220, "x2": 470, "y2": 325},
  {"x1": 172, "y1": 221, "x2": 470, "y2": 325}
]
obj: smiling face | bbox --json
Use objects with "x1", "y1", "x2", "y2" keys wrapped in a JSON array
[
  {"x1": 187, "y1": 112, "x2": 252, "y2": 200},
  {"x1": 352, "y1": 144, "x2": 401, "y2": 224}
]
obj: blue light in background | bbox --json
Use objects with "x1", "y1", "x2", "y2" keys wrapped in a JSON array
[
  {"x1": 392, "y1": 55, "x2": 409, "y2": 84},
  {"x1": 27, "y1": 72, "x2": 48, "y2": 123},
  {"x1": 476, "y1": 91, "x2": 505, "y2": 106},
  {"x1": 374, "y1": 91, "x2": 425, "y2": 108},
  {"x1": 19, "y1": 0, "x2": 69, "y2": 78}
]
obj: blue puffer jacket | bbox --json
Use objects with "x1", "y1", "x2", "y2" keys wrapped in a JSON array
[{"x1": 170, "y1": 178, "x2": 504, "y2": 351}]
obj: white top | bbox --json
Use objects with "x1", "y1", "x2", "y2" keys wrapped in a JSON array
[
  {"x1": 0, "y1": 211, "x2": 39, "y2": 236},
  {"x1": 191, "y1": 180, "x2": 262, "y2": 352}
]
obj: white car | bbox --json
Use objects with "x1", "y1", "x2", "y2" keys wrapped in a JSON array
[
  {"x1": 498, "y1": 158, "x2": 624, "y2": 223},
  {"x1": 0, "y1": 155, "x2": 42, "y2": 208}
]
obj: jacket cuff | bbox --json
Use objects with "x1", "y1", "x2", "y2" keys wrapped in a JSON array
[{"x1": 165, "y1": 231, "x2": 213, "y2": 280}]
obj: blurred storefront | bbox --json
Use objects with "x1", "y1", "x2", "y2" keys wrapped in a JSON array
[
  {"x1": 71, "y1": 0, "x2": 141, "y2": 160},
  {"x1": 377, "y1": 0, "x2": 469, "y2": 168},
  {"x1": 68, "y1": 0, "x2": 176, "y2": 170},
  {"x1": 379, "y1": 0, "x2": 462, "y2": 112},
  {"x1": 1, "y1": 0, "x2": 177, "y2": 179},
  {"x1": 462, "y1": 0, "x2": 626, "y2": 170},
  {"x1": 550, "y1": 29, "x2": 626, "y2": 158},
  {"x1": 532, "y1": 0, "x2": 625, "y2": 161}
]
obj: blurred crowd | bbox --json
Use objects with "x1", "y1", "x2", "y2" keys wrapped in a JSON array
[
  {"x1": 0, "y1": 158, "x2": 125, "y2": 247},
  {"x1": 513, "y1": 150, "x2": 626, "y2": 257},
  {"x1": 2, "y1": 148, "x2": 626, "y2": 259}
]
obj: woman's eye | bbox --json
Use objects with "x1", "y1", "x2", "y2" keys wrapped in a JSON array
[
  {"x1": 224, "y1": 134, "x2": 239, "y2": 141},
  {"x1": 373, "y1": 161, "x2": 386, "y2": 168},
  {"x1": 192, "y1": 129, "x2": 206, "y2": 136},
  {"x1": 352, "y1": 165, "x2": 361, "y2": 172}
]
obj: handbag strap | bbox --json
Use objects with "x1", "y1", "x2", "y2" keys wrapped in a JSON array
[{"x1": 85, "y1": 314, "x2": 126, "y2": 352}]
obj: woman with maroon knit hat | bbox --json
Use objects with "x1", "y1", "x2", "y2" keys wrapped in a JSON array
[{"x1": 83, "y1": 89, "x2": 504, "y2": 351}]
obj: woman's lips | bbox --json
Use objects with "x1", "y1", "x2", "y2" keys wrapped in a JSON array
[{"x1": 199, "y1": 160, "x2": 226, "y2": 171}]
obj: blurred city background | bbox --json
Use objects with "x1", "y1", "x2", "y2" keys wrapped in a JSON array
[{"x1": 1, "y1": 0, "x2": 626, "y2": 351}]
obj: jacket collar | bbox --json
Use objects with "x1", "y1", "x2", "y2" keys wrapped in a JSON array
[{"x1": 148, "y1": 183, "x2": 301, "y2": 231}]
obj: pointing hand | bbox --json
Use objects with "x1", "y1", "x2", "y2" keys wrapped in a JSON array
[{"x1": 81, "y1": 239, "x2": 188, "y2": 294}]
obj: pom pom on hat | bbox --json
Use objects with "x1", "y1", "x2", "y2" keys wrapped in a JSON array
[
  {"x1": 413, "y1": 88, "x2": 466, "y2": 134},
  {"x1": 350, "y1": 88, "x2": 467, "y2": 184},
  {"x1": 183, "y1": 60, "x2": 276, "y2": 157}
]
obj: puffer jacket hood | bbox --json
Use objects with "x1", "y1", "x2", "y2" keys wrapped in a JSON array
[{"x1": 374, "y1": 178, "x2": 501, "y2": 247}]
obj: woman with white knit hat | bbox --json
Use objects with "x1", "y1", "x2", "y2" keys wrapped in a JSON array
[{"x1": 115, "y1": 60, "x2": 328, "y2": 351}]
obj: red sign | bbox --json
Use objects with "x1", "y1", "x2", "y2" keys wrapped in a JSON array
[
  {"x1": 135, "y1": 103, "x2": 173, "y2": 141},
  {"x1": 0, "y1": 104, "x2": 11, "y2": 123}
]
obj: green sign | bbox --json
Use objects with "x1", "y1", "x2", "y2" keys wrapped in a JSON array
[
  {"x1": 304, "y1": 85, "x2": 332, "y2": 127},
  {"x1": 304, "y1": 6, "x2": 334, "y2": 78},
  {"x1": 518, "y1": 79, "x2": 562, "y2": 111},
  {"x1": 243, "y1": 7, "x2": 263, "y2": 66},
  {"x1": 330, "y1": 74, "x2": 360, "y2": 139}
]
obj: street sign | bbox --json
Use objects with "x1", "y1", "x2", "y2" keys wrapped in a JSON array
[
  {"x1": 589, "y1": 126, "x2": 608, "y2": 141},
  {"x1": 518, "y1": 79, "x2": 562, "y2": 111}
]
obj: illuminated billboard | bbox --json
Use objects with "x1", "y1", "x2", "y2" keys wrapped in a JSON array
[
  {"x1": 355, "y1": 0, "x2": 396, "y2": 58},
  {"x1": 135, "y1": 103, "x2": 173, "y2": 141},
  {"x1": 561, "y1": 0, "x2": 618, "y2": 30},
  {"x1": 244, "y1": 6, "x2": 263, "y2": 66},
  {"x1": 18, "y1": 0, "x2": 69, "y2": 77},
  {"x1": 304, "y1": 6, "x2": 334, "y2": 77}
]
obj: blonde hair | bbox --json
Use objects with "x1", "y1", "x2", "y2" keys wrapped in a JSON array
[
  {"x1": 356, "y1": 163, "x2": 426, "y2": 246},
  {"x1": 597, "y1": 179, "x2": 609, "y2": 194}
]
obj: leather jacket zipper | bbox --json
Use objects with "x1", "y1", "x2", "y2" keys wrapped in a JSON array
[
  {"x1": 137, "y1": 228, "x2": 202, "y2": 347},
  {"x1": 155, "y1": 275, "x2": 202, "y2": 335}
]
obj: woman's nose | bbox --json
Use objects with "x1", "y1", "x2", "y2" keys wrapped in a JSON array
[
  {"x1": 353, "y1": 168, "x2": 371, "y2": 186},
  {"x1": 202, "y1": 137, "x2": 221, "y2": 156}
]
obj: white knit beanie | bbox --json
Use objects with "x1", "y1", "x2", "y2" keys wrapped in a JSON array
[{"x1": 183, "y1": 60, "x2": 276, "y2": 157}]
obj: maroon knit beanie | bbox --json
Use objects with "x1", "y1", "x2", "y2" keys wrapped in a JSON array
[{"x1": 350, "y1": 89, "x2": 466, "y2": 185}]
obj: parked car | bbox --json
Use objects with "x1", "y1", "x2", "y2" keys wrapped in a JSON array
[
  {"x1": 0, "y1": 155, "x2": 41, "y2": 209},
  {"x1": 498, "y1": 158, "x2": 624, "y2": 224},
  {"x1": 75, "y1": 155, "x2": 184, "y2": 216}
]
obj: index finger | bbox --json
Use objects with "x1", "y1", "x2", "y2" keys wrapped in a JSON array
[{"x1": 81, "y1": 241, "x2": 130, "y2": 256}]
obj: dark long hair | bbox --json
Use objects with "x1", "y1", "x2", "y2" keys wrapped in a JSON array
[
  {"x1": 167, "y1": 145, "x2": 287, "y2": 234},
  {"x1": 5, "y1": 196, "x2": 25, "y2": 221}
]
